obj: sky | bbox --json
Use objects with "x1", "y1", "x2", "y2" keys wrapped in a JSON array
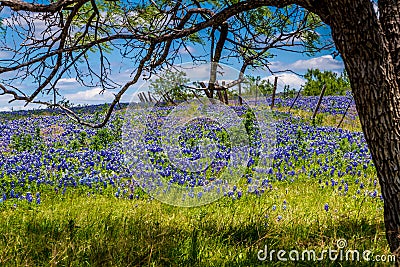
[
  {"x1": 0, "y1": 6, "x2": 346, "y2": 112},
  {"x1": 0, "y1": 52, "x2": 344, "y2": 112}
]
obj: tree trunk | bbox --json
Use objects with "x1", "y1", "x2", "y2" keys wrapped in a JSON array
[
  {"x1": 314, "y1": 0, "x2": 400, "y2": 256},
  {"x1": 379, "y1": 0, "x2": 400, "y2": 81}
]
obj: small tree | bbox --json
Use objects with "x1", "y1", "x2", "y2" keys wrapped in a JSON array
[
  {"x1": 149, "y1": 70, "x2": 191, "y2": 103},
  {"x1": 303, "y1": 69, "x2": 350, "y2": 96},
  {"x1": 244, "y1": 76, "x2": 274, "y2": 96},
  {"x1": 281, "y1": 85, "x2": 297, "y2": 99},
  {"x1": 259, "y1": 80, "x2": 275, "y2": 96}
]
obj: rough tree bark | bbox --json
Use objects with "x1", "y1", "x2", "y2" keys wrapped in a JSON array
[{"x1": 303, "y1": 0, "x2": 400, "y2": 256}]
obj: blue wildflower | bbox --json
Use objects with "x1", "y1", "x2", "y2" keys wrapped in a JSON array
[{"x1": 26, "y1": 192, "x2": 33, "y2": 203}]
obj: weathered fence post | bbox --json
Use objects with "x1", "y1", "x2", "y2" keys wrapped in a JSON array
[
  {"x1": 221, "y1": 81, "x2": 228, "y2": 104},
  {"x1": 311, "y1": 84, "x2": 327, "y2": 120},
  {"x1": 217, "y1": 89, "x2": 223, "y2": 103},
  {"x1": 53, "y1": 88, "x2": 57, "y2": 108},
  {"x1": 142, "y1": 92, "x2": 149, "y2": 103},
  {"x1": 337, "y1": 100, "x2": 352, "y2": 129},
  {"x1": 138, "y1": 92, "x2": 144, "y2": 102},
  {"x1": 289, "y1": 86, "x2": 303, "y2": 112},
  {"x1": 238, "y1": 74, "x2": 243, "y2": 105},
  {"x1": 223, "y1": 88, "x2": 228, "y2": 105},
  {"x1": 255, "y1": 77, "x2": 258, "y2": 106},
  {"x1": 271, "y1": 76, "x2": 278, "y2": 109}
]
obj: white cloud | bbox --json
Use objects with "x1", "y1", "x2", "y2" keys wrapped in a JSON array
[
  {"x1": 270, "y1": 55, "x2": 344, "y2": 73},
  {"x1": 56, "y1": 78, "x2": 80, "y2": 89},
  {"x1": 262, "y1": 73, "x2": 306, "y2": 91},
  {"x1": 58, "y1": 78, "x2": 77, "y2": 83},
  {"x1": 0, "y1": 51, "x2": 13, "y2": 58},
  {"x1": 64, "y1": 87, "x2": 115, "y2": 103},
  {"x1": 169, "y1": 62, "x2": 241, "y2": 82},
  {"x1": 0, "y1": 94, "x2": 43, "y2": 111},
  {"x1": 0, "y1": 107, "x2": 11, "y2": 112},
  {"x1": 2, "y1": 12, "x2": 61, "y2": 42},
  {"x1": 178, "y1": 46, "x2": 196, "y2": 55}
]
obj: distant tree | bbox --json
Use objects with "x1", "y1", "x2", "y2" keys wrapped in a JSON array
[
  {"x1": 303, "y1": 69, "x2": 350, "y2": 96},
  {"x1": 282, "y1": 84, "x2": 296, "y2": 98},
  {"x1": 149, "y1": 70, "x2": 191, "y2": 103},
  {"x1": 259, "y1": 79, "x2": 275, "y2": 96},
  {"x1": 244, "y1": 76, "x2": 274, "y2": 96}
]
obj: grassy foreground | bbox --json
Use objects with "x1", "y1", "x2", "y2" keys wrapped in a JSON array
[{"x1": 0, "y1": 179, "x2": 391, "y2": 266}]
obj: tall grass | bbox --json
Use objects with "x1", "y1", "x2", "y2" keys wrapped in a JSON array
[{"x1": 0, "y1": 179, "x2": 390, "y2": 266}]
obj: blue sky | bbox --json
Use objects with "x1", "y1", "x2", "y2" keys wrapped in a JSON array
[{"x1": 0, "y1": 6, "x2": 345, "y2": 112}]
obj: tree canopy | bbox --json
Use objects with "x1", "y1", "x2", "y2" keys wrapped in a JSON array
[
  {"x1": 303, "y1": 69, "x2": 350, "y2": 96},
  {"x1": 149, "y1": 69, "x2": 191, "y2": 102},
  {"x1": 0, "y1": 0, "x2": 330, "y2": 127}
]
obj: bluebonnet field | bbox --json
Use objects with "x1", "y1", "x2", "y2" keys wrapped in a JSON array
[
  {"x1": 268, "y1": 94, "x2": 356, "y2": 115},
  {"x1": 0, "y1": 96, "x2": 391, "y2": 266},
  {"x1": 0, "y1": 96, "x2": 376, "y2": 206}
]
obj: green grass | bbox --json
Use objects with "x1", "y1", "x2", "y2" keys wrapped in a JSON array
[
  {"x1": 275, "y1": 107, "x2": 362, "y2": 132},
  {"x1": 0, "y1": 179, "x2": 391, "y2": 266},
  {"x1": 0, "y1": 108, "x2": 391, "y2": 266}
]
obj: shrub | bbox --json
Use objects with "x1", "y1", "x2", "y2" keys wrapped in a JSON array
[{"x1": 10, "y1": 133, "x2": 34, "y2": 152}]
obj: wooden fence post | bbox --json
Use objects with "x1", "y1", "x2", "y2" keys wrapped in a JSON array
[
  {"x1": 271, "y1": 76, "x2": 278, "y2": 109},
  {"x1": 142, "y1": 92, "x2": 149, "y2": 103},
  {"x1": 337, "y1": 99, "x2": 352, "y2": 129},
  {"x1": 53, "y1": 88, "x2": 57, "y2": 109},
  {"x1": 238, "y1": 74, "x2": 243, "y2": 105},
  {"x1": 223, "y1": 88, "x2": 228, "y2": 105},
  {"x1": 312, "y1": 84, "x2": 327, "y2": 120},
  {"x1": 138, "y1": 93, "x2": 144, "y2": 102},
  {"x1": 216, "y1": 89, "x2": 223, "y2": 103},
  {"x1": 221, "y1": 81, "x2": 228, "y2": 105},
  {"x1": 289, "y1": 86, "x2": 303, "y2": 112}
]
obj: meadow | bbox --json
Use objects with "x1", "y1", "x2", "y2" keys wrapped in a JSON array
[{"x1": 0, "y1": 96, "x2": 394, "y2": 266}]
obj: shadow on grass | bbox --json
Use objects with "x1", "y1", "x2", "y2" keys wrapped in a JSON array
[{"x1": 0, "y1": 208, "x2": 390, "y2": 266}]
